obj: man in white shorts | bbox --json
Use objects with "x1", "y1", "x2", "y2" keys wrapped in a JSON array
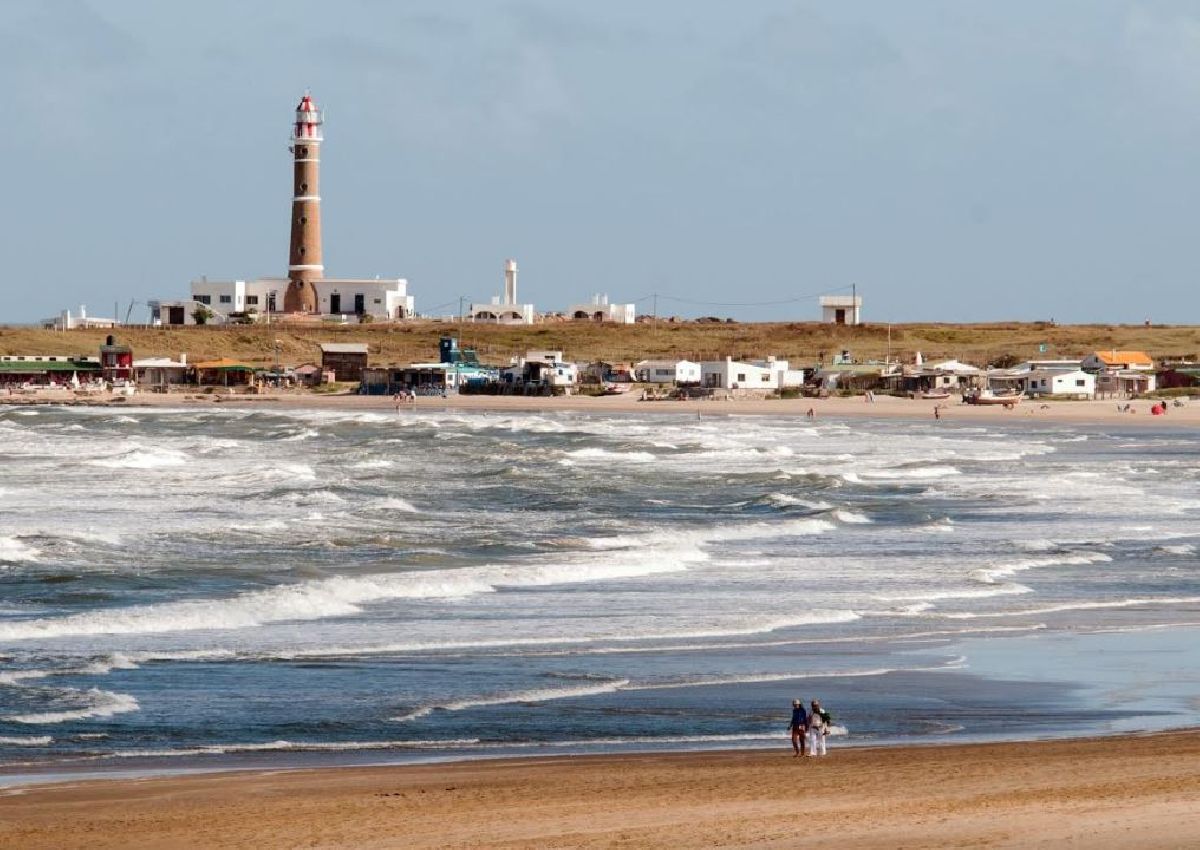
[{"x1": 807, "y1": 699, "x2": 828, "y2": 756}]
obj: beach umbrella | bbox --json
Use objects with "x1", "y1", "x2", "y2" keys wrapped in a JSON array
[{"x1": 70, "y1": 371, "x2": 80, "y2": 389}]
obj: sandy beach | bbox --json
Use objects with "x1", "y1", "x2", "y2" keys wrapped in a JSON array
[
  {"x1": 2, "y1": 731, "x2": 1198, "y2": 848},
  {"x1": 6, "y1": 388, "x2": 1198, "y2": 428}
]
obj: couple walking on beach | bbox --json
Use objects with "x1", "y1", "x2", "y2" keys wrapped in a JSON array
[{"x1": 789, "y1": 698, "x2": 830, "y2": 758}]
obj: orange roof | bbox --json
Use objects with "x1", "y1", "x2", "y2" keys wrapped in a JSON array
[
  {"x1": 1092, "y1": 350, "x2": 1153, "y2": 366},
  {"x1": 193, "y1": 358, "x2": 255, "y2": 370}
]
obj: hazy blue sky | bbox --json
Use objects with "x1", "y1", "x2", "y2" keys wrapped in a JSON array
[{"x1": 3, "y1": 0, "x2": 1199, "y2": 323}]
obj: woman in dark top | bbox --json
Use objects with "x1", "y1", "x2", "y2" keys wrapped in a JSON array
[{"x1": 789, "y1": 699, "x2": 808, "y2": 757}]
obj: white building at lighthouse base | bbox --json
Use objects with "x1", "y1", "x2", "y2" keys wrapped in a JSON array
[
  {"x1": 467, "y1": 296, "x2": 536, "y2": 324},
  {"x1": 150, "y1": 277, "x2": 415, "y2": 325}
]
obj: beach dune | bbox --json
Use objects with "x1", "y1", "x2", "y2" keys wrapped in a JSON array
[{"x1": 3, "y1": 731, "x2": 1199, "y2": 848}]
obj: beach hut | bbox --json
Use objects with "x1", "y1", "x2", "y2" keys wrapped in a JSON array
[
  {"x1": 320, "y1": 343, "x2": 369, "y2": 382},
  {"x1": 193, "y1": 358, "x2": 255, "y2": 386}
]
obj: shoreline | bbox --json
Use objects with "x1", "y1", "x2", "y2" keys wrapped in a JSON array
[
  {"x1": 4, "y1": 389, "x2": 1199, "y2": 428},
  {"x1": 3, "y1": 729, "x2": 1198, "y2": 848}
]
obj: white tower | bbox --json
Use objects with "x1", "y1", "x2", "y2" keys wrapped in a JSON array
[{"x1": 504, "y1": 259, "x2": 518, "y2": 305}]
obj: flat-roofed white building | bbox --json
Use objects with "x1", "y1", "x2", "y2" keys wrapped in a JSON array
[
  {"x1": 702, "y1": 357, "x2": 779, "y2": 391},
  {"x1": 133, "y1": 356, "x2": 190, "y2": 389},
  {"x1": 819, "y1": 295, "x2": 863, "y2": 325},
  {"x1": 1026, "y1": 369, "x2": 1095, "y2": 398},
  {"x1": 568, "y1": 295, "x2": 636, "y2": 324},
  {"x1": 153, "y1": 277, "x2": 415, "y2": 325},
  {"x1": 41, "y1": 306, "x2": 119, "y2": 331},
  {"x1": 469, "y1": 259, "x2": 535, "y2": 325},
  {"x1": 747, "y1": 356, "x2": 806, "y2": 388},
  {"x1": 633, "y1": 359, "x2": 702, "y2": 384},
  {"x1": 316, "y1": 279, "x2": 414, "y2": 320}
]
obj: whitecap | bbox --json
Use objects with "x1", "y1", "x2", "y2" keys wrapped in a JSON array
[
  {"x1": 7, "y1": 688, "x2": 139, "y2": 724},
  {"x1": 376, "y1": 497, "x2": 419, "y2": 513},
  {"x1": 970, "y1": 552, "x2": 1112, "y2": 585},
  {"x1": 0, "y1": 537, "x2": 40, "y2": 563},
  {"x1": 566, "y1": 448, "x2": 656, "y2": 463},
  {"x1": 0, "y1": 736, "x2": 52, "y2": 746},
  {"x1": 394, "y1": 679, "x2": 630, "y2": 722}
]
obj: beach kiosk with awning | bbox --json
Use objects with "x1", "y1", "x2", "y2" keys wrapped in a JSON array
[{"x1": 193, "y1": 358, "x2": 255, "y2": 386}]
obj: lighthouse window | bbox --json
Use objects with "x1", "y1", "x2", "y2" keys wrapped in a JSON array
[
  {"x1": 301, "y1": 183, "x2": 308, "y2": 192},
  {"x1": 300, "y1": 147, "x2": 308, "y2": 156},
  {"x1": 301, "y1": 217, "x2": 308, "y2": 224},
  {"x1": 299, "y1": 247, "x2": 306, "y2": 256}
]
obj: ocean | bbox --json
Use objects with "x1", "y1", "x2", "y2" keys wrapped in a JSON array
[{"x1": 1, "y1": 405, "x2": 1198, "y2": 779}]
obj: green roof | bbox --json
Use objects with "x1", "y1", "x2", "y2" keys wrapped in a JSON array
[{"x1": 0, "y1": 361, "x2": 101, "y2": 373}]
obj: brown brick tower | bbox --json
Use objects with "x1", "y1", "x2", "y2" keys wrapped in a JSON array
[{"x1": 283, "y1": 93, "x2": 324, "y2": 313}]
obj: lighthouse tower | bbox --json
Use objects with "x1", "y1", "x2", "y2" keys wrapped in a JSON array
[
  {"x1": 283, "y1": 93, "x2": 324, "y2": 312},
  {"x1": 503, "y1": 259, "x2": 518, "y2": 305}
]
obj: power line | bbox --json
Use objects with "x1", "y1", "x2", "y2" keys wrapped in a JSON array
[{"x1": 635, "y1": 284, "x2": 855, "y2": 309}]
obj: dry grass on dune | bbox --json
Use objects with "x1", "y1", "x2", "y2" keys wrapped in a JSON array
[{"x1": 2, "y1": 320, "x2": 1199, "y2": 368}]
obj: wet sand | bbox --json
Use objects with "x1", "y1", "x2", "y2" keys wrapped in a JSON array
[
  {"x1": 2, "y1": 731, "x2": 1198, "y2": 849},
  {"x1": 11, "y1": 388, "x2": 1196, "y2": 429}
]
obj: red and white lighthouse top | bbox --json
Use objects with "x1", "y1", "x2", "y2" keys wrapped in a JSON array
[{"x1": 293, "y1": 93, "x2": 324, "y2": 142}]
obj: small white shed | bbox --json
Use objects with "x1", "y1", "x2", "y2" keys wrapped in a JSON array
[{"x1": 1026, "y1": 369, "x2": 1094, "y2": 399}]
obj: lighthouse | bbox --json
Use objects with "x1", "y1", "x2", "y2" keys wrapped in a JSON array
[{"x1": 283, "y1": 93, "x2": 324, "y2": 312}]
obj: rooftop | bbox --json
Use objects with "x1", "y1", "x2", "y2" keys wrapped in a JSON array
[
  {"x1": 1091, "y1": 350, "x2": 1153, "y2": 366},
  {"x1": 320, "y1": 343, "x2": 370, "y2": 354}
]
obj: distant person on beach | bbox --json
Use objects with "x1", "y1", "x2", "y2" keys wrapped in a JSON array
[
  {"x1": 789, "y1": 699, "x2": 808, "y2": 757},
  {"x1": 934, "y1": 405, "x2": 941, "y2": 421},
  {"x1": 807, "y1": 699, "x2": 829, "y2": 757},
  {"x1": 806, "y1": 408, "x2": 815, "y2": 419}
]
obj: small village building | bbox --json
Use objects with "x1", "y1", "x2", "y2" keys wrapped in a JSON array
[
  {"x1": 1082, "y1": 351, "x2": 1154, "y2": 372},
  {"x1": 1017, "y1": 359, "x2": 1084, "y2": 372},
  {"x1": 0, "y1": 356, "x2": 101, "y2": 386},
  {"x1": 317, "y1": 279, "x2": 414, "y2": 320},
  {"x1": 193, "y1": 359, "x2": 255, "y2": 386},
  {"x1": 814, "y1": 363, "x2": 896, "y2": 393},
  {"x1": 469, "y1": 259, "x2": 535, "y2": 325},
  {"x1": 1157, "y1": 366, "x2": 1200, "y2": 390},
  {"x1": 1025, "y1": 369, "x2": 1095, "y2": 399},
  {"x1": 133, "y1": 356, "x2": 189, "y2": 390},
  {"x1": 41, "y1": 305, "x2": 119, "y2": 331},
  {"x1": 633, "y1": 359, "x2": 702, "y2": 384},
  {"x1": 819, "y1": 295, "x2": 863, "y2": 325},
  {"x1": 359, "y1": 336, "x2": 496, "y2": 395},
  {"x1": 153, "y1": 277, "x2": 415, "y2": 325},
  {"x1": 929, "y1": 360, "x2": 983, "y2": 388},
  {"x1": 362, "y1": 362, "x2": 496, "y2": 394},
  {"x1": 498, "y1": 350, "x2": 578, "y2": 389},
  {"x1": 580, "y1": 361, "x2": 633, "y2": 384},
  {"x1": 747, "y1": 356, "x2": 805, "y2": 388},
  {"x1": 567, "y1": 295, "x2": 636, "y2": 324},
  {"x1": 99, "y1": 336, "x2": 133, "y2": 382},
  {"x1": 293, "y1": 363, "x2": 324, "y2": 387},
  {"x1": 320, "y1": 343, "x2": 369, "y2": 382},
  {"x1": 702, "y1": 357, "x2": 778, "y2": 391},
  {"x1": 1082, "y1": 351, "x2": 1156, "y2": 396}
]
